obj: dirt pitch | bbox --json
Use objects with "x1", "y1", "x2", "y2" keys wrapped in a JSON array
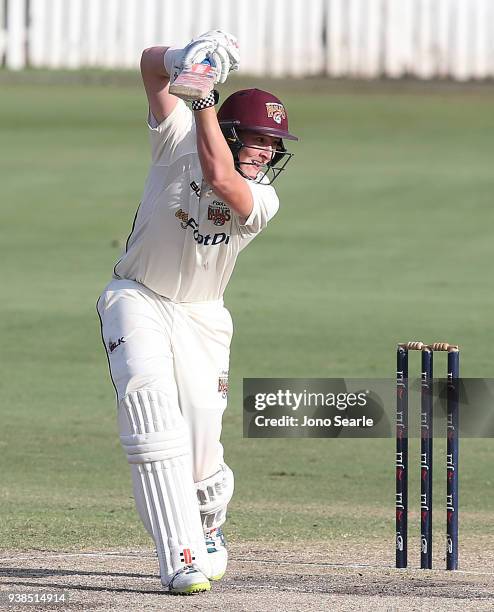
[{"x1": 1, "y1": 539, "x2": 493, "y2": 611}]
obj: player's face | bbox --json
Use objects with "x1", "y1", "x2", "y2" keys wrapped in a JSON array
[{"x1": 237, "y1": 131, "x2": 282, "y2": 179}]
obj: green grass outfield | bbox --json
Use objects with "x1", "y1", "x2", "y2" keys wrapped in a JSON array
[{"x1": 0, "y1": 71, "x2": 493, "y2": 551}]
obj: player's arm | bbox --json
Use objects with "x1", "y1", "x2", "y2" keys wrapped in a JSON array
[
  {"x1": 194, "y1": 107, "x2": 253, "y2": 218},
  {"x1": 140, "y1": 46, "x2": 178, "y2": 124}
]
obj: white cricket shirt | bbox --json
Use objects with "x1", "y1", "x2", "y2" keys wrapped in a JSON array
[{"x1": 113, "y1": 100, "x2": 279, "y2": 302}]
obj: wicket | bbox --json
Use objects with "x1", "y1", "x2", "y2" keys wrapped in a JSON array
[{"x1": 396, "y1": 341, "x2": 460, "y2": 570}]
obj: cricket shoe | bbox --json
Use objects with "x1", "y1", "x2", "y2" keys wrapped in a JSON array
[
  {"x1": 164, "y1": 564, "x2": 211, "y2": 595},
  {"x1": 205, "y1": 527, "x2": 228, "y2": 581}
]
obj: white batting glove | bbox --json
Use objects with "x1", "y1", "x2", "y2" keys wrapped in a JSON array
[
  {"x1": 183, "y1": 30, "x2": 240, "y2": 83},
  {"x1": 164, "y1": 46, "x2": 188, "y2": 84}
]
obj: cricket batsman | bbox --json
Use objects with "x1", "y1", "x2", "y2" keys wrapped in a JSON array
[{"x1": 97, "y1": 30, "x2": 297, "y2": 594}]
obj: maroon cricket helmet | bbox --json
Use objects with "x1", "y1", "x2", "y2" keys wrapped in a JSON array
[
  {"x1": 217, "y1": 88, "x2": 298, "y2": 184},
  {"x1": 217, "y1": 88, "x2": 298, "y2": 141}
]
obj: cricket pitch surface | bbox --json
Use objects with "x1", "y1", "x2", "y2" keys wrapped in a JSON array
[{"x1": 1, "y1": 539, "x2": 493, "y2": 611}]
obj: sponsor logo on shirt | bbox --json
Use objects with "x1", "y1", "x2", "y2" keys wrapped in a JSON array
[
  {"x1": 190, "y1": 181, "x2": 201, "y2": 198},
  {"x1": 176, "y1": 209, "x2": 189, "y2": 224},
  {"x1": 108, "y1": 337, "x2": 126, "y2": 353},
  {"x1": 175, "y1": 210, "x2": 230, "y2": 246},
  {"x1": 208, "y1": 201, "x2": 231, "y2": 226},
  {"x1": 218, "y1": 371, "x2": 229, "y2": 398}
]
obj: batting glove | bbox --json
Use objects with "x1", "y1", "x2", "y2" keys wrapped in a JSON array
[{"x1": 183, "y1": 30, "x2": 240, "y2": 84}]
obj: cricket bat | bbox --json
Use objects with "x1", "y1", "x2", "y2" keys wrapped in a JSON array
[{"x1": 169, "y1": 59, "x2": 217, "y2": 101}]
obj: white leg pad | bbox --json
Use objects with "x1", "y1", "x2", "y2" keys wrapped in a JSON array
[
  {"x1": 195, "y1": 464, "x2": 234, "y2": 531},
  {"x1": 119, "y1": 389, "x2": 210, "y2": 583}
]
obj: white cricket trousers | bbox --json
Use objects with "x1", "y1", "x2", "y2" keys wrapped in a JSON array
[{"x1": 97, "y1": 278, "x2": 233, "y2": 482}]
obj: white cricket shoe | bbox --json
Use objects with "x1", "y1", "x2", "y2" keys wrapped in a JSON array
[
  {"x1": 205, "y1": 527, "x2": 228, "y2": 581},
  {"x1": 164, "y1": 564, "x2": 211, "y2": 595}
]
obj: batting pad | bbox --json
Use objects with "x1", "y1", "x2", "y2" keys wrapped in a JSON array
[
  {"x1": 119, "y1": 389, "x2": 210, "y2": 582},
  {"x1": 195, "y1": 464, "x2": 234, "y2": 530}
]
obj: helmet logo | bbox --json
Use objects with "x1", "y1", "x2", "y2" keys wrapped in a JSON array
[{"x1": 265, "y1": 102, "x2": 286, "y2": 125}]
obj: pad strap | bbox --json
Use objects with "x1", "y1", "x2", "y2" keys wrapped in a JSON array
[{"x1": 120, "y1": 426, "x2": 189, "y2": 463}]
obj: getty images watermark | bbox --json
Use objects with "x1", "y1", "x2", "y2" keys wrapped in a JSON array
[
  {"x1": 253, "y1": 389, "x2": 372, "y2": 428},
  {"x1": 243, "y1": 378, "x2": 494, "y2": 438}
]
